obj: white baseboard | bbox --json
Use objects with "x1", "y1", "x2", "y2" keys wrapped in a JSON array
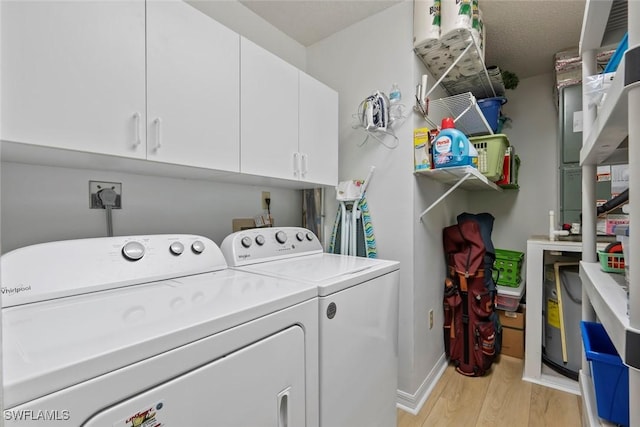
[{"x1": 396, "y1": 353, "x2": 448, "y2": 415}]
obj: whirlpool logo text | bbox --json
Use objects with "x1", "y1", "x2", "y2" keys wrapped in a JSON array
[{"x1": 1, "y1": 285, "x2": 32, "y2": 295}]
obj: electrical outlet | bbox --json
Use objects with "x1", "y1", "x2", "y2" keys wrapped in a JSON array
[
  {"x1": 429, "y1": 309, "x2": 434, "y2": 329},
  {"x1": 89, "y1": 181, "x2": 122, "y2": 209},
  {"x1": 262, "y1": 191, "x2": 271, "y2": 210}
]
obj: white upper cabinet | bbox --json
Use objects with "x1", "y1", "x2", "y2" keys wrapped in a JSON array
[
  {"x1": 1, "y1": 1, "x2": 337, "y2": 187},
  {"x1": 1, "y1": 1, "x2": 147, "y2": 158},
  {"x1": 241, "y1": 38, "x2": 339, "y2": 185},
  {"x1": 240, "y1": 37, "x2": 300, "y2": 181},
  {"x1": 299, "y1": 72, "x2": 338, "y2": 186},
  {"x1": 146, "y1": 0, "x2": 240, "y2": 171}
]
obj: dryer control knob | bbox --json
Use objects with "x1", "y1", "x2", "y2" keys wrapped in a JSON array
[
  {"x1": 275, "y1": 231, "x2": 287, "y2": 244},
  {"x1": 296, "y1": 232, "x2": 304, "y2": 241},
  {"x1": 191, "y1": 240, "x2": 205, "y2": 254},
  {"x1": 169, "y1": 241, "x2": 184, "y2": 255},
  {"x1": 241, "y1": 236, "x2": 253, "y2": 248},
  {"x1": 255, "y1": 235, "x2": 265, "y2": 246},
  {"x1": 122, "y1": 241, "x2": 145, "y2": 261},
  {"x1": 306, "y1": 232, "x2": 314, "y2": 241}
]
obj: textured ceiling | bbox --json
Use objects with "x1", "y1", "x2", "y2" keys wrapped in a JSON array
[
  {"x1": 481, "y1": 1, "x2": 585, "y2": 79},
  {"x1": 238, "y1": 0, "x2": 586, "y2": 80}
]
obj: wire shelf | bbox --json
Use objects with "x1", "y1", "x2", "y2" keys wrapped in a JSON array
[{"x1": 423, "y1": 92, "x2": 493, "y2": 136}]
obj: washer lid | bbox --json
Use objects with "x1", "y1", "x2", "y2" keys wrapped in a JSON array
[
  {"x1": 2, "y1": 269, "x2": 317, "y2": 408},
  {"x1": 239, "y1": 253, "x2": 399, "y2": 296}
]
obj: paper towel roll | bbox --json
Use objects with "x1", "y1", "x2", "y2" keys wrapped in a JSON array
[
  {"x1": 413, "y1": 0, "x2": 441, "y2": 49},
  {"x1": 448, "y1": 41, "x2": 469, "y2": 57},
  {"x1": 458, "y1": 62, "x2": 484, "y2": 76},
  {"x1": 441, "y1": 0, "x2": 473, "y2": 41},
  {"x1": 443, "y1": 68, "x2": 461, "y2": 82},
  {"x1": 424, "y1": 49, "x2": 450, "y2": 64}
]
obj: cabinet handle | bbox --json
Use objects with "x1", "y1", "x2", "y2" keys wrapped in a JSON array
[
  {"x1": 301, "y1": 153, "x2": 308, "y2": 177},
  {"x1": 133, "y1": 112, "x2": 141, "y2": 147},
  {"x1": 293, "y1": 152, "x2": 300, "y2": 177},
  {"x1": 277, "y1": 388, "x2": 290, "y2": 427},
  {"x1": 154, "y1": 118, "x2": 162, "y2": 151}
]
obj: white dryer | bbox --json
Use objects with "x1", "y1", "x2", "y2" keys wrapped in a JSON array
[
  {"x1": 221, "y1": 227, "x2": 400, "y2": 427},
  {"x1": 2, "y1": 234, "x2": 319, "y2": 427}
]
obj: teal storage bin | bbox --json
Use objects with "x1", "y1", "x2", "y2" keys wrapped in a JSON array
[{"x1": 581, "y1": 321, "x2": 629, "y2": 427}]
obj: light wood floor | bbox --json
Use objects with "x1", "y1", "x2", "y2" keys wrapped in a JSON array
[{"x1": 397, "y1": 355, "x2": 582, "y2": 427}]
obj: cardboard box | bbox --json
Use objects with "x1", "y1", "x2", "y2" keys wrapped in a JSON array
[{"x1": 499, "y1": 306, "x2": 526, "y2": 359}]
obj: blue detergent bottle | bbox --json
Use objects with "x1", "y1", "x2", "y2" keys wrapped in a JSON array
[{"x1": 433, "y1": 117, "x2": 478, "y2": 168}]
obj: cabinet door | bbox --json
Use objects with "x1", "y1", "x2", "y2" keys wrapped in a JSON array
[
  {"x1": 1, "y1": 1, "x2": 146, "y2": 158},
  {"x1": 299, "y1": 72, "x2": 339, "y2": 186},
  {"x1": 146, "y1": 0, "x2": 240, "y2": 171},
  {"x1": 240, "y1": 38, "x2": 299, "y2": 180}
]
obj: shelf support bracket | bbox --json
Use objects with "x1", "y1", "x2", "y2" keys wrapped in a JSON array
[{"x1": 419, "y1": 172, "x2": 472, "y2": 221}]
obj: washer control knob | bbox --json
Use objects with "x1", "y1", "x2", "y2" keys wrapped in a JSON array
[
  {"x1": 296, "y1": 232, "x2": 304, "y2": 242},
  {"x1": 122, "y1": 241, "x2": 145, "y2": 261},
  {"x1": 241, "y1": 236, "x2": 253, "y2": 248},
  {"x1": 169, "y1": 241, "x2": 184, "y2": 255},
  {"x1": 191, "y1": 240, "x2": 205, "y2": 254},
  {"x1": 255, "y1": 235, "x2": 265, "y2": 246},
  {"x1": 306, "y1": 232, "x2": 314, "y2": 241},
  {"x1": 275, "y1": 231, "x2": 287, "y2": 244}
]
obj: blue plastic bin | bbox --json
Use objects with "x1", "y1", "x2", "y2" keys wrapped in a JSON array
[
  {"x1": 603, "y1": 32, "x2": 628, "y2": 73},
  {"x1": 477, "y1": 97, "x2": 507, "y2": 132},
  {"x1": 581, "y1": 321, "x2": 629, "y2": 426}
]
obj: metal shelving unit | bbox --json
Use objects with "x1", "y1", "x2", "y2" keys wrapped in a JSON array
[
  {"x1": 413, "y1": 29, "x2": 514, "y2": 221},
  {"x1": 415, "y1": 166, "x2": 501, "y2": 220},
  {"x1": 579, "y1": 0, "x2": 639, "y2": 425},
  {"x1": 414, "y1": 28, "x2": 505, "y2": 137}
]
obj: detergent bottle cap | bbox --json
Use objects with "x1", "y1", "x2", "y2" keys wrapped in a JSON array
[{"x1": 441, "y1": 117, "x2": 455, "y2": 129}]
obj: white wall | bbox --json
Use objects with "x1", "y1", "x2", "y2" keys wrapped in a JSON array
[
  {"x1": 1, "y1": 162, "x2": 302, "y2": 253},
  {"x1": 307, "y1": 1, "x2": 468, "y2": 401},
  {"x1": 467, "y1": 73, "x2": 558, "y2": 255}
]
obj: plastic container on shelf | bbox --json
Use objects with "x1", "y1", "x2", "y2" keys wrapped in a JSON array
[
  {"x1": 493, "y1": 248, "x2": 524, "y2": 287},
  {"x1": 469, "y1": 134, "x2": 509, "y2": 181},
  {"x1": 432, "y1": 117, "x2": 478, "y2": 169},
  {"x1": 597, "y1": 250, "x2": 625, "y2": 273},
  {"x1": 477, "y1": 97, "x2": 507, "y2": 132},
  {"x1": 496, "y1": 279, "x2": 525, "y2": 312},
  {"x1": 603, "y1": 32, "x2": 628, "y2": 73},
  {"x1": 581, "y1": 321, "x2": 629, "y2": 427}
]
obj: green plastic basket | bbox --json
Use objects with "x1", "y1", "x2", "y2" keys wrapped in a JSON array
[
  {"x1": 493, "y1": 248, "x2": 524, "y2": 287},
  {"x1": 598, "y1": 251, "x2": 625, "y2": 274},
  {"x1": 469, "y1": 134, "x2": 509, "y2": 182}
]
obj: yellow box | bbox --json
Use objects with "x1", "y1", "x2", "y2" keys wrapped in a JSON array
[{"x1": 414, "y1": 127, "x2": 431, "y2": 171}]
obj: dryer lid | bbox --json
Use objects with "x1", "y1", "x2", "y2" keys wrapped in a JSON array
[{"x1": 1, "y1": 234, "x2": 228, "y2": 307}]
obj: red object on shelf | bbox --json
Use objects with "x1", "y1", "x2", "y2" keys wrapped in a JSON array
[{"x1": 495, "y1": 152, "x2": 510, "y2": 185}]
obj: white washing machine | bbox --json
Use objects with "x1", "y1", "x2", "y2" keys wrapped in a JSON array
[
  {"x1": 221, "y1": 227, "x2": 400, "y2": 427},
  {"x1": 1, "y1": 234, "x2": 319, "y2": 427}
]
